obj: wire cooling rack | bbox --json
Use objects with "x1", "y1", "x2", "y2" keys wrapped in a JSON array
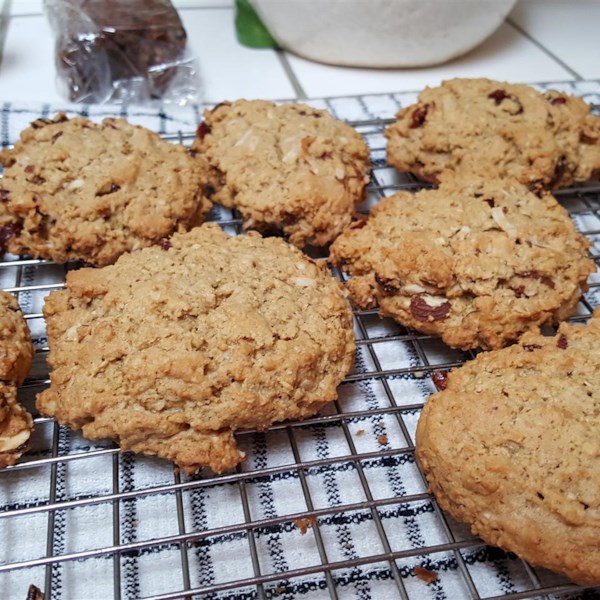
[{"x1": 1, "y1": 91, "x2": 600, "y2": 600}]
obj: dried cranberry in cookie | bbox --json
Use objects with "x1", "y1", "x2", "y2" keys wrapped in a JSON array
[
  {"x1": 385, "y1": 78, "x2": 600, "y2": 189},
  {"x1": 0, "y1": 113, "x2": 211, "y2": 266},
  {"x1": 329, "y1": 177, "x2": 594, "y2": 350},
  {"x1": 191, "y1": 100, "x2": 371, "y2": 247}
]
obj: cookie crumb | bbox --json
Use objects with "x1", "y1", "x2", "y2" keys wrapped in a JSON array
[
  {"x1": 356, "y1": 429, "x2": 365, "y2": 437},
  {"x1": 26, "y1": 584, "x2": 44, "y2": 600},
  {"x1": 294, "y1": 516, "x2": 317, "y2": 535},
  {"x1": 377, "y1": 434, "x2": 388, "y2": 445},
  {"x1": 414, "y1": 565, "x2": 438, "y2": 584}
]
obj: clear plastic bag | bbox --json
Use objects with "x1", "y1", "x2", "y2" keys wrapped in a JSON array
[{"x1": 44, "y1": 0, "x2": 201, "y2": 105}]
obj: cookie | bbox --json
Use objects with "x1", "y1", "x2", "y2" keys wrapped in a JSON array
[
  {"x1": 415, "y1": 311, "x2": 600, "y2": 585},
  {"x1": 0, "y1": 291, "x2": 34, "y2": 467},
  {"x1": 36, "y1": 224, "x2": 355, "y2": 473},
  {"x1": 191, "y1": 100, "x2": 371, "y2": 247},
  {"x1": 385, "y1": 78, "x2": 600, "y2": 189},
  {"x1": 329, "y1": 177, "x2": 595, "y2": 350},
  {"x1": 0, "y1": 290, "x2": 35, "y2": 384},
  {"x1": 0, "y1": 113, "x2": 211, "y2": 266},
  {"x1": 0, "y1": 383, "x2": 34, "y2": 469}
]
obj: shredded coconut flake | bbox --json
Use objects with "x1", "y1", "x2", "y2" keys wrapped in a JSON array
[
  {"x1": 491, "y1": 207, "x2": 517, "y2": 239},
  {"x1": 293, "y1": 277, "x2": 317, "y2": 287}
]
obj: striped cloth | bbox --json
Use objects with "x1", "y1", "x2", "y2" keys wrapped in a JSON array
[{"x1": 1, "y1": 81, "x2": 600, "y2": 600}]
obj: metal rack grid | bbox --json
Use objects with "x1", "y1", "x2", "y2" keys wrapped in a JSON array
[{"x1": 1, "y1": 108, "x2": 600, "y2": 600}]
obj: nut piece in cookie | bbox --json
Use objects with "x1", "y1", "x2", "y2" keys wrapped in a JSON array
[
  {"x1": 37, "y1": 224, "x2": 355, "y2": 474},
  {"x1": 0, "y1": 290, "x2": 35, "y2": 467},
  {"x1": 385, "y1": 78, "x2": 600, "y2": 189},
  {"x1": 329, "y1": 177, "x2": 595, "y2": 350},
  {"x1": 0, "y1": 113, "x2": 211, "y2": 266},
  {"x1": 191, "y1": 100, "x2": 371, "y2": 247},
  {"x1": 416, "y1": 311, "x2": 600, "y2": 585}
]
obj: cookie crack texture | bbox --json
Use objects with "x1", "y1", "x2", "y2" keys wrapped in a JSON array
[
  {"x1": 191, "y1": 100, "x2": 371, "y2": 247},
  {"x1": 416, "y1": 312, "x2": 600, "y2": 585},
  {"x1": 385, "y1": 78, "x2": 600, "y2": 189},
  {"x1": 329, "y1": 177, "x2": 594, "y2": 350},
  {"x1": 36, "y1": 224, "x2": 355, "y2": 474},
  {"x1": 0, "y1": 113, "x2": 211, "y2": 266},
  {"x1": 0, "y1": 291, "x2": 35, "y2": 468}
]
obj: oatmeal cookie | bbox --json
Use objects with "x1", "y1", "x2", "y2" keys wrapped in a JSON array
[
  {"x1": 329, "y1": 177, "x2": 595, "y2": 350},
  {"x1": 0, "y1": 383, "x2": 34, "y2": 468},
  {"x1": 191, "y1": 100, "x2": 370, "y2": 247},
  {"x1": 0, "y1": 291, "x2": 34, "y2": 467},
  {"x1": 0, "y1": 290, "x2": 34, "y2": 384},
  {"x1": 37, "y1": 224, "x2": 355, "y2": 473},
  {"x1": 385, "y1": 78, "x2": 600, "y2": 189},
  {"x1": 0, "y1": 113, "x2": 211, "y2": 266},
  {"x1": 416, "y1": 311, "x2": 600, "y2": 585}
]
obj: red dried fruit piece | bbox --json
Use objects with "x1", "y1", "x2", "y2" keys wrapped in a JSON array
[
  {"x1": 550, "y1": 96, "x2": 567, "y2": 106},
  {"x1": 30, "y1": 175, "x2": 46, "y2": 185},
  {"x1": 488, "y1": 89, "x2": 509, "y2": 104},
  {"x1": 409, "y1": 295, "x2": 451, "y2": 322},
  {"x1": 556, "y1": 334, "x2": 568, "y2": 349},
  {"x1": 487, "y1": 89, "x2": 524, "y2": 115},
  {"x1": 484, "y1": 197, "x2": 495, "y2": 208},
  {"x1": 410, "y1": 104, "x2": 430, "y2": 129},
  {"x1": 0, "y1": 222, "x2": 22, "y2": 250},
  {"x1": 550, "y1": 156, "x2": 567, "y2": 187},
  {"x1": 159, "y1": 238, "x2": 172, "y2": 251},
  {"x1": 196, "y1": 122, "x2": 211, "y2": 140},
  {"x1": 0, "y1": 189, "x2": 9, "y2": 202},
  {"x1": 580, "y1": 132, "x2": 598, "y2": 144},
  {"x1": 431, "y1": 370, "x2": 448, "y2": 391}
]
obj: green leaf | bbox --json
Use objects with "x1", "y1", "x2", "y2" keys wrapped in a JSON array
[{"x1": 235, "y1": 0, "x2": 279, "y2": 49}]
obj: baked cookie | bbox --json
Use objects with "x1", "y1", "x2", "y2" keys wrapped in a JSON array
[
  {"x1": 0, "y1": 383, "x2": 34, "y2": 469},
  {"x1": 191, "y1": 100, "x2": 371, "y2": 247},
  {"x1": 0, "y1": 291, "x2": 34, "y2": 467},
  {"x1": 416, "y1": 311, "x2": 600, "y2": 585},
  {"x1": 37, "y1": 224, "x2": 355, "y2": 473},
  {"x1": 0, "y1": 113, "x2": 211, "y2": 266},
  {"x1": 0, "y1": 290, "x2": 35, "y2": 384},
  {"x1": 385, "y1": 78, "x2": 600, "y2": 189},
  {"x1": 329, "y1": 177, "x2": 595, "y2": 350}
]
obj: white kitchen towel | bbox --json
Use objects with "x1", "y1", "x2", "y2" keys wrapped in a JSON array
[{"x1": 1, "y1": 81, "x2": 599, "y2": 600}]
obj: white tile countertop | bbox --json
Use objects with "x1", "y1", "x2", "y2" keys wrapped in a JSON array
[
  {"x1": 2, "y1": 3, "x2": 600, "y2": 600},
  {"x1": 0, "y1": 0, "x2": 598, "y2": 105}
]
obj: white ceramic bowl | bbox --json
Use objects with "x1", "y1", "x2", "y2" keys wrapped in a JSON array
[{"x1": 250, "y1": 0, "x2": 518, "y2": 68}]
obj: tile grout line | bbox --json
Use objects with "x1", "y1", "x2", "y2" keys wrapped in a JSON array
[
  {"x1": 275, "y1": 50, "x2": 307, "y2": 100},
  {"x1": 506, "y1": 17, "x2": 583, "y2": 81}
]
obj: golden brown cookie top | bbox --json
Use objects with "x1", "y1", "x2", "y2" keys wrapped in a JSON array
[
  {"x1": 385, "y1": 78, "x2": 600, "y2": 189},
  {"x1": 0, "y1": 113, "x2": 211, "y2": 266},
  {"x1": 0, "y1": 290, "x2": 33, "y2": 385},
  {"x1": 37, "y1": 223, "x2": 355, "y2": 473},
  {"x1": 0, "y1": 382, "x2": 33, "y2": 469},
  {"x1": 329, "y1": 177, "x2": 595, "y2": 350},
  {"x1": 192, "y1": 100, "x2": 370, "y2": 247},
  {"x1": 416, "y1": 313, "x2": 600, "y2": 585}
]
